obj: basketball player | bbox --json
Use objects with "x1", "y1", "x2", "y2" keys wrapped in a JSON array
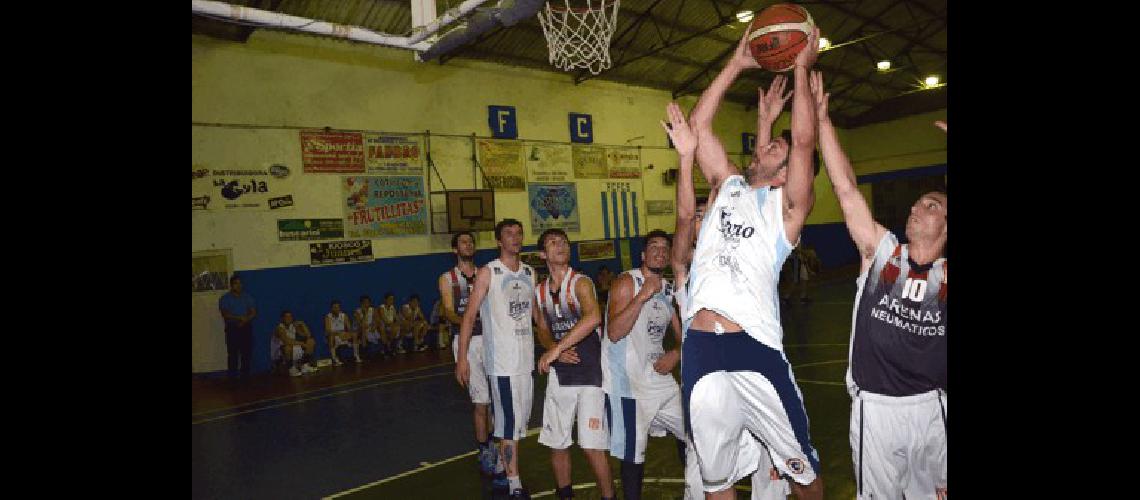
[
  {"x1": 275, "y1": 310, "x2": 317, "y2": 376},
  {"x1": 401, "y1": 294, "x2": 430, "y2": 352},
  {"x1": 456, "y1": 218, "x2": 537, "y2": 500},
  {"x1": 532, "y1": 228, "x2": 615, "y2": 500},
  {"x1": 808, "y1": 72, "x2": 947, "y2": 500},
  {"x1": 438, "y1": 231, "x2": 498, "y2": 476},
  {"x1": 681, "y1": 25, "x2": 824, "y2": 499},
  {"x1": 663, "y1": 101, "x2": 789, "y2": 500},
  {"x1": 378, "y1": 293, "x2": 402, "y2": 353},
  {"x1": 324, "y1": 300, "x2": 358, "y2": 366},
  {"x1": 356, "y1": 295, "x2": 385, "y2": 359}
]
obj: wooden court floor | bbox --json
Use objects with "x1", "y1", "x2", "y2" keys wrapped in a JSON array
[{"x1": 193, "y1": 274, "x2": 862, "y2": 499}]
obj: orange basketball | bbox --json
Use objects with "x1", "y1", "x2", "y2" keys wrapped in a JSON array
[{"x1": 746, "y1": 3, "x2": 815, "y2": 72}]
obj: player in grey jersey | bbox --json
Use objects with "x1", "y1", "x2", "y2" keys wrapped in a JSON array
[{"x1": 809, "y1": 72, "x2": 947, "y2": 500}]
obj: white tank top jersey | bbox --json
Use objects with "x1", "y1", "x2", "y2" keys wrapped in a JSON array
[
  {"x1": 280, "y1": 322, "x2": 298, "y2": 341},
  {"x1": 685, "y1": 175, "x2": 795, "y2": 350},
  {"x1": 327, "y1": 312, "x2": 349, "y2": 332},
  {"x1": 480, "y1": 258, "x2": 537, "y2": 377},
  {"x1": 359, "y1": 307, "x2": 376, "y2": 333},
  {"x1": 604, "y1": 269, "x2": 679, "y2": 400},
  {"x1": 379, "y1": 304, "x2": 397, "y2": 323}
]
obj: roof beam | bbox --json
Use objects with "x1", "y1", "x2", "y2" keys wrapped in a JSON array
[{"x1": 819, "y1": 0, "x2": 944, "y2": 55}]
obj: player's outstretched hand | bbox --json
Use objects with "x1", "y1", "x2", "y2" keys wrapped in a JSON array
[
  {"x1": 653, "y1": 349, "x2": 681, "y2": 375},
  {"x1": 731, "y1": 28, "x2": 763, "y2": 70},
  {"x1": 809, "y1": 70, "x2": 829, "y2": 121},
  {"x1": 794, "y1": 26, "x2": 820, "y2": 69},
  {"x1": 936, "y1": 487, "x2": 947, "y2": 500},
  {"x1": 934, "y1": 120, "x2": 947, "y2": 132},
  {"x1": 662, "y1": 102, "x2": 697, "y2": 157},
  {"x1": 455, "y1": 358, "x2": 470, "y2": 388},
  {"x1": 758, "y1": 75, "x2": 791, "y2": 123}
]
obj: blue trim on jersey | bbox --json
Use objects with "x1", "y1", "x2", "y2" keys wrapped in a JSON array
[
  {"x1": 607, "y1": 338, "x2": 632, "y2": 397},
  {"x1": 622, "y1": 397, "x2": 638, "y2": 461},
  {"x1": 601, "y1": 192, "x2": 611, "y2": 239},
  {"x1": 754, "y1": 184, "x2": 769, "y2": 210},
  {"x1": 497, "y1": 376, "x2": 515, "y2": 439},
  {"x1": 680, "y1": 328, "x2": 819, "y2": 473}
]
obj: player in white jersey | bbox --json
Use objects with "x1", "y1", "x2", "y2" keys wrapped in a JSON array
[
  {"x1": 533, "y1": 228, "x2": 615, "y2": 500},
  {"x1": 664, "y1": 102, "x2": 790, "y2": 500},
  {"x1": 438, "y1": 231, "x2": 497, "y2": 476},
  {"x1": 680, "y1": 25, "x2": 824, "y2": 500},
  {"x1": 324, "y1": 300, "x2": 357, "y2": 366},
  {"x1": 274, "y1": 310, "x2": 317, "y2": 376},
  {"x1": 355, "y1": 295, "x2": 385, "y2": 359},
  {"x1": 809, "y1": 75, "x2": 948, "y2": 500},
  {"x1": 456, "y1": 218, "x2": 536, "y2": 500}
]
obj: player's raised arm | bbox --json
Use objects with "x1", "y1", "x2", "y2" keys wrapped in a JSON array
[
  {"x1": 689, "y1": 31, "x2": 761, "y2": 189},
  {"x1": 662, "y1": 103, "x2": 698, "y2": 278},
  {"x1": 456, "y1": 266, "x2": 491, "y2": 388},
  {"x1": 782, "y1": 26, "x2": 820, "y2": 245},
  {"x1": 809, "y1": 70, "x2": 885, "y2": 269}
]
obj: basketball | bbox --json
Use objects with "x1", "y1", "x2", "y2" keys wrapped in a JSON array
[{"x1": 747, "y1": 3, "x2": 815, "y2": 72}]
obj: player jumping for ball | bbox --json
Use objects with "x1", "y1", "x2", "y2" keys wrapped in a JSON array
[{"x1": 681, "y1": 23, "x2": 825, "y2": 500}]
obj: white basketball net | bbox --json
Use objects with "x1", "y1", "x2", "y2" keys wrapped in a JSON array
[{"x1": 536, "y1": 0, "x2": 620, "y2": 75}]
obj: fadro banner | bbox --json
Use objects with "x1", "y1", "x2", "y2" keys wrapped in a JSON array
[{"x1": 343, "y1": 176, "x2": 428, "y2": 237}]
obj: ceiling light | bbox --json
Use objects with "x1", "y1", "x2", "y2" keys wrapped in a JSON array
[
  {"x1": 818, "y1": 37, "x2": 831, "y2": 50},
  {"x1": 736, "y1": 10, "x2": 754, "y2": 23},
  {"x1": 924, "y1": 75, "x2": 940, "y2": 87},
  {"x1": 877, "y1": 60, "x2": 890, "y2": 71}
]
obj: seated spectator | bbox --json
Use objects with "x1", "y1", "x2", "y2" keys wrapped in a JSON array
[
  {"x1": 402, "y1": 294, "x2": 431, "y2": 352},
  {"x1": 377, "y1": 293, "x2": 402, "y2": 353},
  {"x1": 355, "y1": 295, "x2": 388, "y2": 359},
  {"x1": 275, "y1": 310, "x2": 317, "y2": 376},
  {"x1": 325, "y1": 300, "x2": 361, "y2": 365}
]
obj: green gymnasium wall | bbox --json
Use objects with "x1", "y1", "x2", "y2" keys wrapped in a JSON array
[{"x1": 191, "y1": 30, "x2": 945, "y2": 373}]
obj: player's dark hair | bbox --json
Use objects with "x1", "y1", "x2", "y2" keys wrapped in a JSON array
[
  {"x1": 537, "y1": 228, "x2": 569, "y2": 250},
  {"x1": 494, "y1": 219, "x2": 523, "y2": 241},
  {"x1": 451, "y1": 231, "x2": 475, "y2": 249}
]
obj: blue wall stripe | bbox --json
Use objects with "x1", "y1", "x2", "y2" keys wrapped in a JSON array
[
  {"x1": 610, "y1": 191, "x2": 620, "y2": 239},
  {"x1": 856, "y1": 163, "x2": 946, "y2": 184},
  {"x1": 631, "y1": 191, "x2": 640, "y2": 236},
  {"x1": 601, "y1": 192, "x2": 611, "y2": 239},
  {"x1": 620, "y1": 191, "x2": 630, "y2": 238}
]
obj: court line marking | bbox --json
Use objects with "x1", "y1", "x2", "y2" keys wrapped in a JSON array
[
  {"x1": 192, "y1": 372, "x2": 454, "y2": 425},
  {"x1": 528, "y1": 477, "x2": 757, "y2": 497},
  {"x1": 792, "y1": 359, "x2": 848, "y2": 369},
  {"x1": 322, "y1": 427, "x2": 543, "y2": 499},
  {"x1": 191, "y1": 361, "x2": 455, "y2": 417}
]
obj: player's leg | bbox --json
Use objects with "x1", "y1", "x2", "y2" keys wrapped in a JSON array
[
  {"x1": 576, "y1": 387, "x2": 614, "y2": 499},
  {"x1": 900, "y1": 390, "x2": 946, "y2": 500},
  {"x1": 851, "y1": 391, "x2": 914, "y2": 500},
  {"x1": 749, "y1": 441, "x2": 791, "y2": 500},
  {"x1": 732, "y1": 365, "x2": 822, "y2": 500},
  {"x1": 681, "y1": 332, "x2": 748, "y2": 499},
  {"x1": 538, "y1": 375, "x2": 574, "y2": 494}
]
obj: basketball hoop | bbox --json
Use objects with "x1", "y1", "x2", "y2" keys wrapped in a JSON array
[{"x1": 536, "y1": 0, "x2": 620, "y2": 75}]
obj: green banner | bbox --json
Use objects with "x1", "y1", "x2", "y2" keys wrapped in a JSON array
[{"x1": 277, "y1": 219, "x2": 345, "y2": 241}]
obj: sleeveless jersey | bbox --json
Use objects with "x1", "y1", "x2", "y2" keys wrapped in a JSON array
[
  {"x1": 378, "y1": 304, "x2": 397, "y2": 324},
  {"x1": 357, "y1": 307, "x2": 377, "y2": 334},
  {"x1": 443, "y1": 267, "x2": 483, "y2": 336},
  {"x1": 480, "y1": 258, "x2": 536, "y2": 376},
  {"x1": 846, "y1": 232, "x2": 947, "y2": 396},
  {"x1": 605, "y1": 269, "x2": 678, "y2": 400},
  {"x1": 279, "y1": 322, "x2": 304, "y2": 341},
  {"x1": 685, "y1": 175, "x2": 794, "y2": 350},
  {"x1": 537, "y1": 269, "x2": 602, "y2": 387},
  {"x1": 327, "y1": 312, "x2": 349, "y2": 332}
]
